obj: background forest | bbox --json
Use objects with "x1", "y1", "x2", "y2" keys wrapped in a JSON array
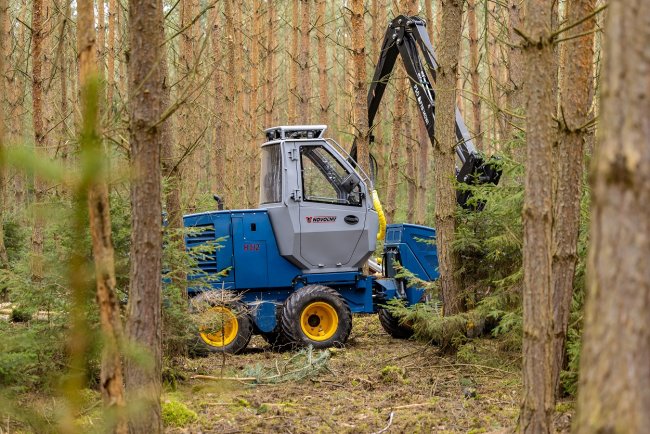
[{"x1": 1, "y1": 0, "x2": 648, "y2": 433}]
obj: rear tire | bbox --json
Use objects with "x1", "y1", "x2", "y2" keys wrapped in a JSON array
[
  {"x1": 281, "y1": 285, "x2": 352, "y2": 349},
  {"x1": 378, "y1": 308, "x2": 413, "y2": 339},
  {"x1": 191, "y1": 293, "x2": 252, "y2": 354}
]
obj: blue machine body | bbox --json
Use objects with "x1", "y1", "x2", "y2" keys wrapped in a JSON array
[{"x1": 183, "y1": 209, "x2": 439, "y2": 334}]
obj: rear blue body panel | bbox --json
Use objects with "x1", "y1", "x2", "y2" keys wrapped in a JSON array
[{"x1": 384, "y1": 223, "x2": 439, "y2": 305}]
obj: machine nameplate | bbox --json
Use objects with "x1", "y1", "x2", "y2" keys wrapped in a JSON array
[{"x1": 305, "y1": 216, "x2": 337, "y2": 223}]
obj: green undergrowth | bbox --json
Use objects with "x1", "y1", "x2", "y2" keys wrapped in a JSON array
[
  {"x1": 387, "y1": 138, "x2": 590, "y2": 396},
  {"x1": 162, "y1": 399, "x2": 199, "y2": 428}
]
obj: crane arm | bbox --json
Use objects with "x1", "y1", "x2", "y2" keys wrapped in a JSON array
[{"x1": 368, "y1": 15, "x2": 501, "y2": 208}]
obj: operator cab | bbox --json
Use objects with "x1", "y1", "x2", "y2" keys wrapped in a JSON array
[{"x1": 260, "y1": 125, "x2": 379, "y2": 273}]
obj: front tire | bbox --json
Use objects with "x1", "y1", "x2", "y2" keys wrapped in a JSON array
[
  {"x1": 191, "y1": 293, "x2": 252, "y2": 354},
  {"x1": 281, "y1": 285, "x2": 352, "y2": 349}
]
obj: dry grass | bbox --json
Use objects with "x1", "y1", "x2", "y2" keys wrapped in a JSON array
[{"x1": 167, "y1": 315, "x2": 528, "y2": 433}]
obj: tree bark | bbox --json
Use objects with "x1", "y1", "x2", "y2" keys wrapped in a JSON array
[
  {"x1": 551, "y1": 0, "x2": 595, "y2": 399},
  {"x1": 77, "y1": 1, "x2": 126, "y2": 431},
  {"x1": 416, "y1": 117, "x2": 429, "y2": 225},
  {"x1": 288, "y1": 0, "x2": 299, "y2": 123},
  {"x1": 507, "y1": 0, "x2": 525, "y2": 135},
  {"x1": 575, "y1": 1, "x2": 650, "y2": 432},
  {"x1": 248, "y1": 0, "x2": 262, "y2": 206},
  {"x1": 467, "y1": 0, "x2": 482, "y2": 149},
  {"x1": 298, "y1": 0, "x2": 311, "y2": 123},
  {"x1": 264, "y1": 1, "x2": 276, "y2": 128},
  {"x1": 518, "y1": 0, "x2": 555, "y2": 432},
  {"x1": 223, "y1": 0, "x2": 236, "y2": 206},
  {"x1": 433, "y1": 0, "x2": 464, "y2": 315},
  {"x1": 30, "y1": 0, "x2": 45, "y2": 282},
  {"x1": 210, "y1": 2, "x2": 225, "y2": 195},
  {"x1": 125, "y1": 0, "x2": 164, "y2": 431},
  {"x1": 107, "y1": 0, "x2": 116, "y2": 107},
  {"x1": 317, "y1": 0, "x2": 329, "y2": 128},
  {"x1": 385, "y1": 76, "x2": 404, "y2": 223},
  {"x1": 0, "y1": 0, "x2": 8, "y2": 268},
  {"x1": 350, "y1": 0, "x2": 370, "y2": 175},
  {"x1": 97, "y1": 0, "x2": 106, "y2": 75}
]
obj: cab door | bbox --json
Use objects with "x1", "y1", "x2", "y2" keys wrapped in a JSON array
[{"x1": 298, "y1": 144, "x2": 368, "y2": 268}]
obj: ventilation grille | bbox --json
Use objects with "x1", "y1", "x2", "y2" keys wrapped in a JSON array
[{"x1": 186, "y1": 224, "x2": 218, "y2": 274}]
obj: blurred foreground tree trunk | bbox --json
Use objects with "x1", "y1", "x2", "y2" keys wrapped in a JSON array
[
  {"x1": 433, "y1": 0, "x2": 464, "y2": 315},
  {"x1": 551, "y1": 0, "x2": 596, "y2": 399},
  {"x1": 518, "y1": 0, "x2": 555, "y2": 432},
  {"x1": 575, "y1": 0, "x2": 650, "y2": 432},
  {"x1": 77, "y1": 1, "x2": 126, "y2": 432},
  {"x1": 125, "y1": 0, "x2": 165, "y2": 432}
]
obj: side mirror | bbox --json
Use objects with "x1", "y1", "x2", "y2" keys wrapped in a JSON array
[{"x1": 340, "y1": 172, "x2": 361, "y2": 194}]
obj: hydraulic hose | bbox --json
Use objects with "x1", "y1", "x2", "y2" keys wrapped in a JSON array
[{"x1": 371, "y1": 190, "x2": 386, "y2": 241}]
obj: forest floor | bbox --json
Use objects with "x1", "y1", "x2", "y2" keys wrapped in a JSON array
[
  {"x1": 1, "y1": 314, "x2": 575, "y2": 433},
  {"x1": 164, "y1": 315, "x2": 574, "y2": 433}
]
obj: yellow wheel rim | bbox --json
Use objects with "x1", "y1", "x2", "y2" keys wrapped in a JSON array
[
  {"x1": 300, "y1": 301, "x2": 338, "y2": 341},
  {"x1": 199, "y1": 306, "x2": 239, "y2": 347}
]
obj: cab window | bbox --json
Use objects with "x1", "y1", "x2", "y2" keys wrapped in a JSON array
[{"x1": 300, "y1": 145, "x2": 362, "y2": 206}]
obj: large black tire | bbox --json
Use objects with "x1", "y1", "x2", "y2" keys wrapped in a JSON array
[
  {"x1": 191, "y1": 293, "x2": 253, "y2": 354},
  {"x1": 281, "y1": 285, "x2": 352, "y2": 349},
  {"x1": 378, "y1": 308, "x2": 414, "y2": 340}
]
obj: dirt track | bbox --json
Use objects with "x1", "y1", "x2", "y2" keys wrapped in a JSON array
[{"x1": 168, "y1": 315, "x2": 532, "y2": 433}]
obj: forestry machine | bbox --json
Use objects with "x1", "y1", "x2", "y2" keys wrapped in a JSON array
[{"x1": 183, "y1": 15, "x2": 501, "y2": 353}]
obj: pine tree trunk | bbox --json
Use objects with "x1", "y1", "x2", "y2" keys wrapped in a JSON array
[
  {"x1": 210, "y1": 3, "x2": 225, "y2": 195},
  {"x1": 518, "y1": 0, "x2": 555, "y2": 432},
  {"x1": 0, "y1": 0, "x2": 8, "y2": 268},
  {"x1": 58, "y1": 0, "x2": 70, "y2": 166},
  {"x1": 551, "y1": 0, "x2": 595, "y2": 399},
  {"x1": 288, "y1": 0, "x2": 299, "y2": 123},
  {"x1": 467, "y1": 0, "x2": 482, "y2": 149},
  {"x1": 3, "y1": 0, "x2": 23, "y2": 207},
  {"x1": 416, "y1": 117, "x2": 429, "y2": 225},
  {"x1": 77, "y1": 1, "x2": 126, "y2": 431},
  {"x1": 125, "y1": 0, "x2": 164, "y2": 431},
  {"x1": 178, "y1": 0, "x2": 199, "y2": 205},
  {"x1": 405, "y1": 102, "x2": 416, "y2": 223},
  {"x1": 224, "y1": 0, "x2": 236, "y2": 206},
  {"x1": 350, "y1": 0, "x2": 370, "y2": 174},
  {"x1": 299, "y1": 0, "x2": 311, "y2": 123},
  {"x1": 30, "y1": 0, "x2": 45, "y2": 282},
  {"x1": 264, "y1": 1, "x2": 276, "y2": 128},
  {"x1": 232, "y1": 3, "x2": 245, "y2": 206},
  {"x1": 107, "y1": 0, "x2": 116, "y2": 107},
  {"x1": 575, "y1": 1, "x2": 650, "y2": 431},
  {"x1": 433, "y1": 0, "x2": 464, "y2": 315},
  {"x1": 249, "y1": 0, "x2": 262, "y2": 206},
  {"x1": 370, "y1": 0, "x2": 386, "y2": 189},
  {"x1": 97, "y1": 0, "x2": 105, "y2": 75},
  {"x1": 317, "y1": 0, "x2": 329, "y2": 128},
  {"x1": 385, "y1": 74, "x2": 405, "y2": 223},
  {"x1": 160, "y1": 29, "x2": 183, "y2": 296},
  {"x1": 507, "y1": 0, "x2": 525, "y2": 135}
]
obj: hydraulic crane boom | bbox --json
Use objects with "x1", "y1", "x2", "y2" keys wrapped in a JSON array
[{"x1": 368, "y1": 15, "x2": 501, "y2": 207}]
